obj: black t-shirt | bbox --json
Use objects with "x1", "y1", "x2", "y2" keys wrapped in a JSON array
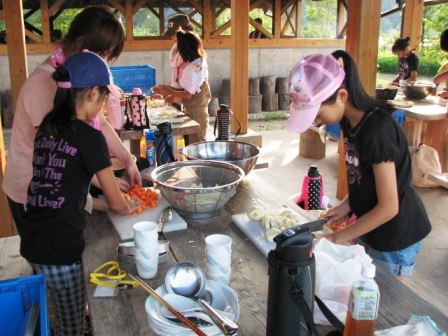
[
  {"x1": 21, "y1": 120, "x2": 111, "y2": 265},
  {"x1": 398, "y1": 52, "x2": 419, "y2": 81},
  {"x1": 340, "y1": 108, "x2": 431, "y2": 252}
]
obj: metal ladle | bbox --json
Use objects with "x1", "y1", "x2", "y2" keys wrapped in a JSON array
[{"x1": 165, "y1": 262, "x2": 239, "y2": 335}]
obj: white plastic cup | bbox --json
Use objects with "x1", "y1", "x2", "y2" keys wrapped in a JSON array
[
  {"x1": 135, "y1": 256, "x2": 158, "y2": 279},
  {"x1": 133, "y1": 221, "x2": 158, "y2": 242},
  {"x1": 205, "y1": 250, "x2": 231, "y2": 267},
  {"x1": 134, "y1": 237, "x2": 159, "y2": 251},
  {"x1": 135, "y1": 246, "x2": 159, "y2": 260},
  {"x1": 205, "y1": 234, "x2": 232, "y2": 254},
  {"x1": 206, "y1": 270, "x2": 230, "y2": 286},
  {"x1": 205, "y1": 259, "x2": 231, "y2": 275}
]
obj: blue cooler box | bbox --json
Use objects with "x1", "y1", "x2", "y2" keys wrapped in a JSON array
[
  {"x1": 110, "y1": 65, "x2": 156, "y2": 95},
  {"x1": 0, "y1": 274, "x2": 50, "y2": 335}
]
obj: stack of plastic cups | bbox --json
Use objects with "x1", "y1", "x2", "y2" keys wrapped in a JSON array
[
  {"x1": 205, "y1": 234, "x2": 232, "y2": 286},
  {"x1": 133, "y1": 221, "x2": 159, "y2": 279}
]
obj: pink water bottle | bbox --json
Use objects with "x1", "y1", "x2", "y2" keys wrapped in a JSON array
[
  {"x1": 106, "y1": 95, "x2": 123, "y2": 130},
  {"x1": 130, "y1": 88, "x2": 149, "y2": 129}
]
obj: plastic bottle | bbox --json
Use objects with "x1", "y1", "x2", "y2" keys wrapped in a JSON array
[
  {"x1": 306, "y1": 165, "x2": 322, "y2": 210},
  {"x1": 343, "y1": 263, "x2": 380, "y2": 336},
  {"x1": 145, "y1": 130, "x2": 155, "y2": 167},
  {"x1": 140, "y1": 129, "x2": 149, "y2": 158},
  {"x1": 177, "y1": 138, "x2": 185, "y2": 161}
]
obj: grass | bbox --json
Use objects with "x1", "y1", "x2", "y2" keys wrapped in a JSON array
[{"x1": 262, "y1": 113, "x2": 288, "y2": 121}]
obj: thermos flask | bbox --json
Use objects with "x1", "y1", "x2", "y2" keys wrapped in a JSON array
[
  {"x1": 266, "y1": 230, "x2": 316, "y2": 336},
  {"x1": 306, "y1": 165, "x2": 322, "y2": 210},
  {"x1": 216, "y1": 104, "x2": 230, "y2": 140}
]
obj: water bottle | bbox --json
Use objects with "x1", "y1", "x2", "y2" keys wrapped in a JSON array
[
  {"x1": 130, "y1": 88, "x2": 149, "y2": 129},
  {"x1": 140, "y1": 129, "x2": 149, "y2": 158},
  {"x1": 177, "y1": 138, "x2": 186, "y2": 161},
  {"x1": 306, "y1": 165, "x2": 322, "y2": 210},
  {"x1": 106, "y1": 95, "x2": 123, "y2": 130},
  {"x1": 145, "y1": 130, "x2": 155, "y2": 167},
  {"x1": 343, "y1": 264, "x2": 380, "y2": 336},
  {"x1": 216, "y1": 104, "x2": 230, "y2": 140}
]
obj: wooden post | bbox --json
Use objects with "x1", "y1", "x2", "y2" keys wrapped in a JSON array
[
  {"x1": 335, "y1": 0, "x2": 381, "y2": 200},
  {"x1": 1, "y1": 0, "x2": 26, "y2": 236},
  {"x1": 230, "y1": 0, "x2": 249, "y2": 134},
  {"x1": 402, "y1": 0, "x2": 424, "y2": 54}
]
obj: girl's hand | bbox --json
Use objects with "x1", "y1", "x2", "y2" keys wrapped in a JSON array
[
  {"x1": 326, "y1": 201, "x2": 351, "y2": 225},
  {"x1": 126, "y1": 196, "x2": 142, "y2": 214},
  {"x1": 115, "y1": 177, "x2": 131, "y2": 193},
  {"x1": 164, "y1": 95, "x2": 175, "y2": 105}
]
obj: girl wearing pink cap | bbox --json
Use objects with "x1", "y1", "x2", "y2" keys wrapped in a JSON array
[{"x1": 287, "y1": 50, "x2": 431, "y2": 278}]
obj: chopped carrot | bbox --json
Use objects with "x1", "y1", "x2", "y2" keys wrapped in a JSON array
[{"x1": 123, "y1": 185, "x2": 159, "y2": 215}]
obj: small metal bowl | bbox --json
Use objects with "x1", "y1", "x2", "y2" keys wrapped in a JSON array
[{"x1": 165, "y1": 262, "x2": 206, "y2": 298}]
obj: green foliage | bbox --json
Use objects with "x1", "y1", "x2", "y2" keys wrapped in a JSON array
[
  {"x1": 302, "y1": 0, "x2": 337, "y2": 38},
  {"x1": 263, "y1": 113, "x2": 288, "y2": 121}
]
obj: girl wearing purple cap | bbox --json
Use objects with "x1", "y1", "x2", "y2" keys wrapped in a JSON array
[
  {"x1": 293, "y1": 50, "x2": 431, "y2": 278},
  {"x1": 20, "y1": 51, "x2": 142, "y2": 336}
]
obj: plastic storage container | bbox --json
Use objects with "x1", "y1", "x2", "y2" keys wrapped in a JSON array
[
  {"x1": 110, "y1": 65, "x2": 156, "y2": 95},
  {"x1": 0, "y1": 274, "x2": 50, "y2": 335}
]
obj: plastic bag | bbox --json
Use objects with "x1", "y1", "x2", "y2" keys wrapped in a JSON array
[
  {"x1": 313, "y1": 239, "x2": 372, "y2": 325},
  {"x1": 410, "y1": 144, "x2": 442, "y2": 188}
]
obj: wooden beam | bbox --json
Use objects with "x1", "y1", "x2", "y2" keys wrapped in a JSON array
[
  {"x1": 203, "y1": 0, "x2": 212, "y2": 39},
  {"x1": 230, "y1": 0, "x2": 249, "y2": 134},
  {"x1": 273, "y1": 0, "x2": 281, "y2": 39},
  {"x1": 40, "y1": 0, "x2": 51, "y2": 43},
  {"x1": 336, "y1": 0, "x2": 381, "y2": 200},
  {"x1": 1, "y1": 0, "x2": 24, "y2": 236},
  {"x1": 402, "y1": 0, "x2": 424, "y2": 54}
]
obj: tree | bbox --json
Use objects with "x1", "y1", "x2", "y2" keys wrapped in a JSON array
[{"x1": 301, "y1": 0, "x2": 337, "y2": 39}]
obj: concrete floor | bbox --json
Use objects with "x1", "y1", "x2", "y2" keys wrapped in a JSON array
[{"x1": 255, "y1": 129, "x2": 448, "y2": 320}]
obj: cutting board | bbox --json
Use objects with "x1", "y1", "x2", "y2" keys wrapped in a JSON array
[
  {"x1": 107, "y1": 198, "x2": 187, "y2": 241},
  {"x1": 147, "y1": 106, "x2": 186, "y2": 124},
  {"x1": 232, "y1": 210, "x2": 329, "y2": 257}
]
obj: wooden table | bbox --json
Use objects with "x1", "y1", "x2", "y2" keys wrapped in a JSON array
[
  {"x1": 117, "y1": 117, "x2": 200, "y2": 157},
  {"x1": 81, "y1": 172, "x2": 448, "y2": 335}
]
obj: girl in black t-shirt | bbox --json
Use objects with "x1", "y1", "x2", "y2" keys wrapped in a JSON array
[
  {"x1": 286, "y1": 50, "x2": 431, "y2": 278},
  {"x1": 390, "y1": 36, "x2": 419, "y2": 85}
]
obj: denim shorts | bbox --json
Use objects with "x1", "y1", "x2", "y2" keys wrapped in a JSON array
[{"x1": 367, "y1": 240, "x2": 422, "y2": 276}]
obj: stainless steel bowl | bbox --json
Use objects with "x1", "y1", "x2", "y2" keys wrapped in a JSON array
[
  {"x1": 399, "y1": 80, "x2": 436, "y2": 100},
  {"x1": 183, "y1": 141, "x2": 260, "y2": 176},
  {"x1": 151, "y1": 160, "x2": 245, "y2": 219}
]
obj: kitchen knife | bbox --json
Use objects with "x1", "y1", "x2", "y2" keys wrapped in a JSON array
[
  {"x1": 273, "y1": 217, "x2": 330, "y2": 244},
  {"x1": 157, "y1": 206, "x2": 172, "y2": 235}
]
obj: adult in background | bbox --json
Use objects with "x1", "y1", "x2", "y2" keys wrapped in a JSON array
[
  {"x1": 162, "y1": 14, "x2": 194, "y2": 110},
  {"x1": 152, "y1": 31, "x2": 211, "y2": 143},
  {"x1": 389, "y1": 36, "x2": 419, "y2": 86},
  {"x1": 433, "y1": 28, "x2": 448, "y2": 99},
  {"x1": 2, "y1": 6, "x2": 142, "y2": 234},
  {"x1": 249, "y1": 18, "x2": 267, "y2": 39}
]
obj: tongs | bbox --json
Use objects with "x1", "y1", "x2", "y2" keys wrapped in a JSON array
[{"x1": 198, "y1": 299, "x2": 239, "y2": 335}]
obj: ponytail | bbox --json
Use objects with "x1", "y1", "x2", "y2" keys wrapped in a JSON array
[{"x1": 330, "y1": 50, "x2": 392, "y2": 112}]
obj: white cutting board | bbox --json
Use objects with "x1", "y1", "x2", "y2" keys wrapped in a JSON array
[
  {"x1": 107, "y1": 198, "x2": 187, "y2": 241},
  {"x1": 232, "y1": 210, "x2": 329, "y2": 258},
  {"x1": 147, "y1": 106, "x2": 186, "y2": 124},
  {"x1": 232, "y1": 213, "x2": 275, "y2": 258}
]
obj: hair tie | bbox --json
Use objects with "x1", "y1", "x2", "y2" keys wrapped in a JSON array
[{"x1": 57, "y1": 81, "x2": 72, "y2": 89}]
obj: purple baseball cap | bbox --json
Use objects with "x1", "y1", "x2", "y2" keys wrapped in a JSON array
[
  {"x1": 286, "y1": 53, "x2": 345, "y2": 133},
  {"x1": 59, "y1": 51, "x2": 121, "y2": 98}
]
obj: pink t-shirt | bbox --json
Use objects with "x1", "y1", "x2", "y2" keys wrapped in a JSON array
[{"x1": 2, "y1": 63, "x2": 58, "y2": 203}]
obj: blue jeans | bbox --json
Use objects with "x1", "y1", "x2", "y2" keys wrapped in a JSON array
[{"x1": 367, "y1": 241, "x2": 422, "y2": 276}]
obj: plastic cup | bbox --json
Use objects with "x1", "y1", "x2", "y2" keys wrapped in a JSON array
[
  {"x1": 205, "y1": 250, "x2": 231, "y2": 267},
  {"x1": 206, "y1": 270, "x2": 230, "y2": 286},
  {"x1": 134, "y1": 246, "x2": 159, "y2": 260},
  {"x1": 133, "y1": 221, "x2": 158, "y2": 242},
  {"x1": 134, "y1": 237, "x2": 159, "y2": 251},
  {"x1": 135, "y1": 256, "x2": 158, "y2": 279},
  {"x1": 205, "y1": 259, "x2": 231, "y2": 275},
  {"x1": 205, "y1": 234, "x2": 232, "y2": 254}
]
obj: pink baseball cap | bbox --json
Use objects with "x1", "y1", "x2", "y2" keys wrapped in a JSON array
[{"x1": 286, "y1": 53, "x2": 345, "y2": 133}]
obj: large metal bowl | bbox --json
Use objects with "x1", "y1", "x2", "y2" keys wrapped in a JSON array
[
  {"x1": 399, "y1": 80, "x2": 436, "y2": 100},
  {"x1": 183, "y1": 141, "x2": 260, "y2": 176},
  {"x1": 151, "y1": 160, "x2": 245, "y2": 219}
]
